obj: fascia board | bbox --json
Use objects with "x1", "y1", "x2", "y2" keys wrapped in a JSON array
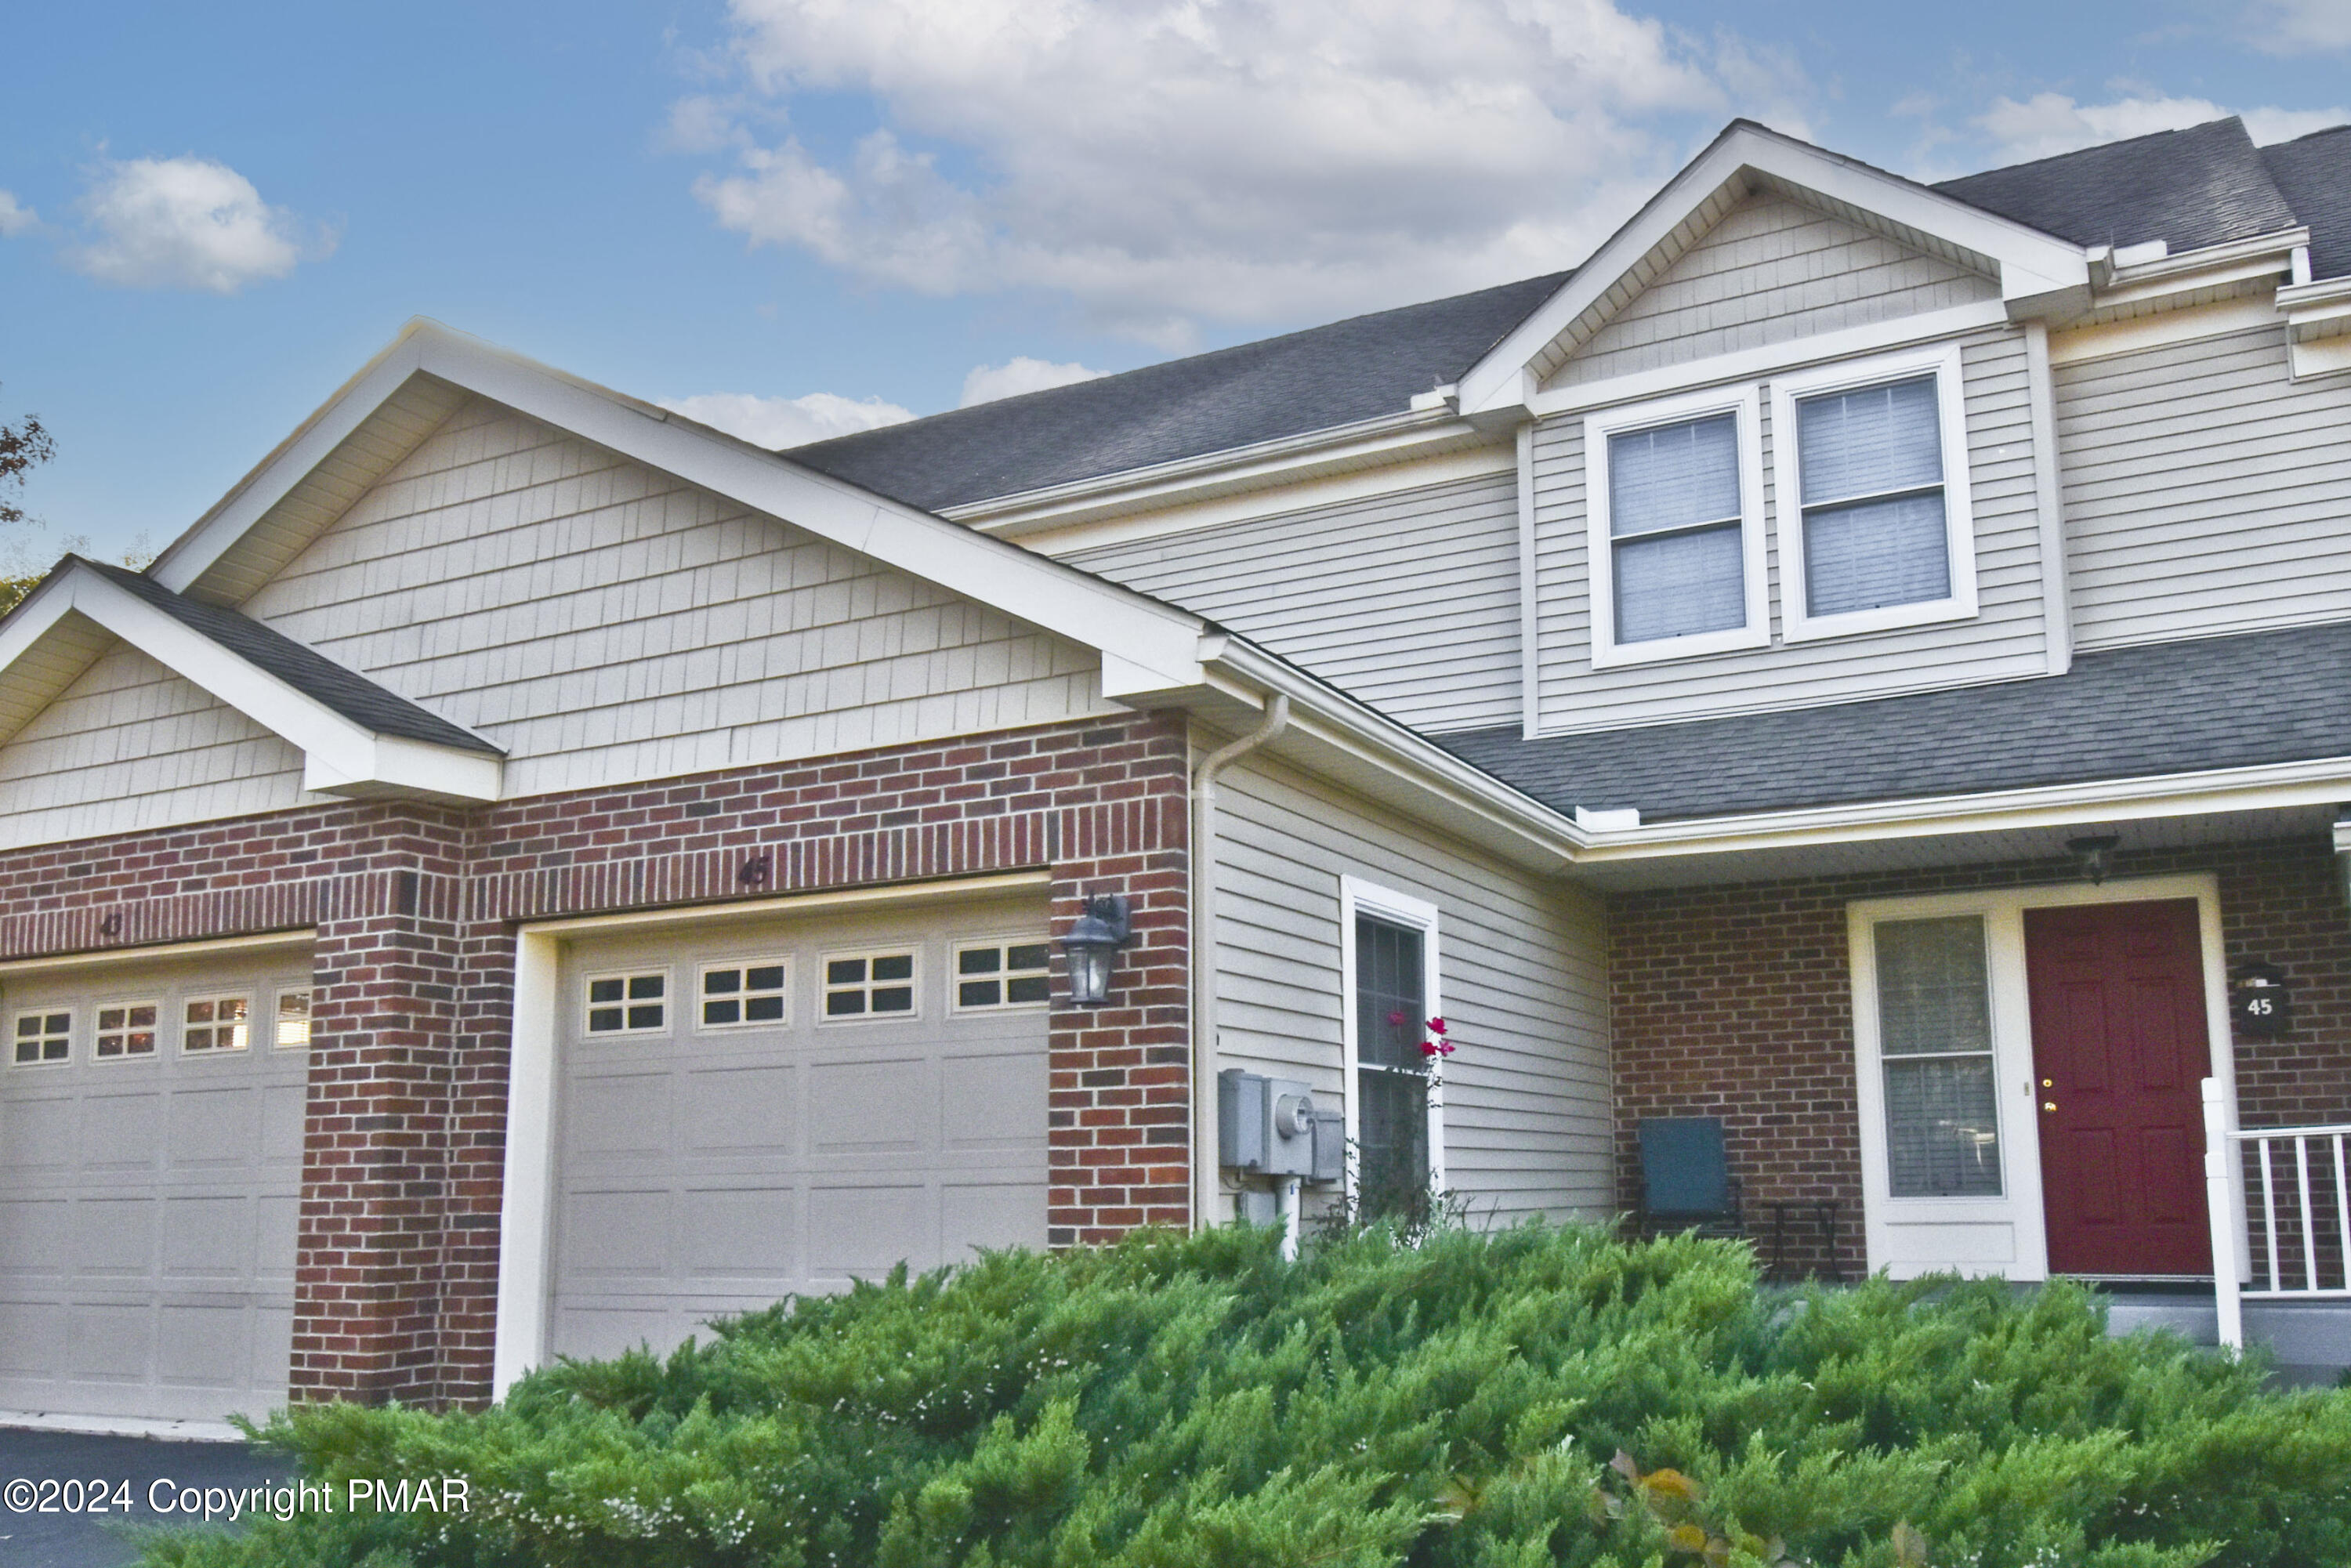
[
  {"x1": 1569, "y1": 755, "x2": 2351, "y2": 863},
  {"x1": 1457, "y1": 123, "x2": 2088, "y2": 416},
  {"x1": 150, "y1": 329, "x2": 430, "y2": 596},
  {"x1": 23, "y1": 564, "x2": 500, "y2": 803}
]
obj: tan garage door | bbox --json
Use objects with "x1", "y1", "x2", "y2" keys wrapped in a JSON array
[
  {"x1": 549, "y1": 894, "x2": 1050, "y2": 1363},
  {"x1": 0, "y1": 947, "x2": 310, "y2": 1425}
]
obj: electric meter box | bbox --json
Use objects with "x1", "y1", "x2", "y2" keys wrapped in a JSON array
[{"x1": 1219, "y1": 1070, "x2": 1342, "y2": 1182}]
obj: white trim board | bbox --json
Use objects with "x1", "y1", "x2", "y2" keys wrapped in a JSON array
[
  {"x1": 0, "y1": 929, "x2": 315, "y2": 979},
  {"x1": 1846, "y1": 874, "x2": 2238, "y2": 1281},
  {"x1": 0, "y1": 559, "x2": 502, "y2": 803}
]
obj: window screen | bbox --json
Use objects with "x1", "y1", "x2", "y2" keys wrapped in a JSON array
[
  {"x1": 1796, "y1": 375, "x2": 1951, "y2": 617},
  {"x1": 1874, "y1": 916, "x2": 2001, "y2": 1197},
  {"x1": 1355, "y1": 914, "x2": 1431, "y2": 1214},
  {"x1": 1607, "y1": 412, "x2": 1748, "y2": 643}
]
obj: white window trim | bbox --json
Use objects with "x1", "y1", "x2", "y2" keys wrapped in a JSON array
[
  {"x1": 948, "y1": 934, "x2": 1053, "y2": 1015},
  {"x1": 1583, "y1": 383, "x2": 1770, "y2": 668},
  {"x1": 9, "y1": 1007, "x2": 73, "y2": 1070},
  {"x1": 92, "y1": 998, "x2": 161, "y2": 1063},
  {"x1": 1771, "y1": 341, "x2": 1978, "y2": 643},
  {"x1": 692, "y1": 956, "x2": 794, "y2": 1033},
  {"x1": 581, "y1": 969, "x2": 672, "y2": 1037},
  {"x1": 1846, "y1": 873, "x2": 2237, "y2": 1284},
  {"x1": 818, "y1": 946, "x2": 926, "y2": 1024},
  {"x1": 1338, "y1": 876, "x2": 1444, "y2": 1202}
]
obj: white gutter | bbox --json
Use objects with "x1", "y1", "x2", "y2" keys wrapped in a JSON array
[{"x1": 1190, "y1": 692, "x2": 1289, "y2": 1233}]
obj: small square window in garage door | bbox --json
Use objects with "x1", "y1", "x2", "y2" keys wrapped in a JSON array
[
  {"x1": 824, "y1": 951, "x2": 917, "y2": 1017},
  {"x1": 183, "y1": 994, "x2": 252, "y2": 1052},
  {"x1": 955, "y1": 941, "x2": 1052, "y2": 1010},
  {"x1": 586, "y1": 972, "x2": 668, "y2": 1034},
  {"x1": 95, "y1": 1000, "x2": 159, "y2": 1059},
  {"x1": 12, "y1": 1010, "x2": 71, "y2": 1066},
  {"x1": 699, "y1": 961, "x2": 789, "y2": 1028}
]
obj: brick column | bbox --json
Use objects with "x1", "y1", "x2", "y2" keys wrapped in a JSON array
[{"x1": 288, "y1": 806, "x2": 472, "y2": 1405}]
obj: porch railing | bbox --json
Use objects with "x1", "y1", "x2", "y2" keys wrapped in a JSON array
[{"x1": 2203, "y1": 1078, "x2": 2351, "y2": 1349}]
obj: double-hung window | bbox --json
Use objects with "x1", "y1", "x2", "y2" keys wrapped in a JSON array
[
  {"x1": 1585, "y1": 386, "x2": 1766, "y2": 666},
  {"x1": 1773, "y1": 343, "x2": 1976, "y2": 639}
]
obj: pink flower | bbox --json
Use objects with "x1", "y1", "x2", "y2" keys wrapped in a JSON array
[
  {"x1": 1387, "y1": 1010, "x2": 1406, "y2": 1027},
  {"x1": 1420, "y1": 1041, "x2": 1441, "y2": 1057},
  {"x1": 1425, "y1": 1016, "x2": 1447, "y2": 1033}
]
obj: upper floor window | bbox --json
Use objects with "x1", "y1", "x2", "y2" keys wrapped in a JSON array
[
  {"x1": 1773, "y1": 343, "x2": 1976, "y2": 641},
  {"x1": 1584, "y1": 386, "x2": 1767, "y2": 667}
]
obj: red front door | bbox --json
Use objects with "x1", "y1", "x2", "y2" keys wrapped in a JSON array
[{"x1": 2023, "y1": 899, "x2": 2213, "y2": 1276}]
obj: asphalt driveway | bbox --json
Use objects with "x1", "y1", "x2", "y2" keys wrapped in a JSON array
[{"x1": 0, "y1": 1428, "x2": 292, "y2": 1568}]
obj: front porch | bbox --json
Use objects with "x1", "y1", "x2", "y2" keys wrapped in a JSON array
[{"x1": 1596, "y1": 824, "x2": 2351, "y2": 1376}]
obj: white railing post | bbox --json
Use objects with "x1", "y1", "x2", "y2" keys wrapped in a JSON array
[{"x1": 2201, "y1": 1078, "x2": 2245, "y2": 1350}]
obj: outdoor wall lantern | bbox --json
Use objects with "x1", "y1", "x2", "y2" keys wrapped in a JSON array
[
  {"x1": 2067, "y1": 834, "x2": 2121, "y2": 884},
  {"x1": 1060, "y1": 894, "x2": 1133, "y2": 1006}
]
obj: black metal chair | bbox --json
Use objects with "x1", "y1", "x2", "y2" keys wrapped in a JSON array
[{"x1": 1636, "y1": 1117, "x2": 1744, "y2": 1239}]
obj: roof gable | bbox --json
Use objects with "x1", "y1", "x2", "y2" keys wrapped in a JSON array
[{"x1": 1457, "y1": 121, "x2": 2093, "y2": 417}]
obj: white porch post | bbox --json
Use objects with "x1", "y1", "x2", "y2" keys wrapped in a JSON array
[{"x1": 2202, "y1": 1077, "x2": 2245, "y2": 1351}]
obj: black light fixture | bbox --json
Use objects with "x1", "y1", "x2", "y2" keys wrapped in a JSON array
[
  {"x1": 1059, "y1": 894, "x2": 1132, "y2": 1006},
  {"x1": 2067, "y1": 834, "x2": 2120, "y2": 885}
]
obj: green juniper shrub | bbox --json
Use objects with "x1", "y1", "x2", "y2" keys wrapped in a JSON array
[{"x1": 139, "y1": 1224, "x2": 2351, "y2": 1568}]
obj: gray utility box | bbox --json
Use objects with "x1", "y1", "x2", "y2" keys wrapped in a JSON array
[{"x1": 1219, "y1": 1070, "x2": 1345, "y2": 1183}]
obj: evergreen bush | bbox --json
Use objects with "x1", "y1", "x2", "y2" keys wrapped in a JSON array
[{"x1": 141, "y1": 1225, "x2": 2351, "y2": 1568}]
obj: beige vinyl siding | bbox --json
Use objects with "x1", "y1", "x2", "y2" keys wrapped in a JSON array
[
  {"x1": 240, "y1": 398, "x2": 1112, "y2": 799},
  {"x1": 1064, "y1": 471, "x2": 1522, "y2": 733},
  {"x1": 1212, "y1": 744, "x2": 1610, "y2": 1225},
  {"x1": 1545, "y1": 194, "x2": 2000, "y2": 391},
  {"x1": 2056, "y1": 325, "x2": 2351, "y2": 649},
  {"x1": 0, "y1": 641, "x2": 313, "y2": 850},
  {"x1": 1531, "y1": 328, "x2": 2050, "y2": 734}
]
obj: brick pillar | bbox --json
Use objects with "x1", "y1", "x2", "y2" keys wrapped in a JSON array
[
  {"x1": 1045, "y1": 726, "x2": 1193, "y2": 1244},
  {"x1": 288, "y1": 806, "x2": 471, "y2": 1405}
]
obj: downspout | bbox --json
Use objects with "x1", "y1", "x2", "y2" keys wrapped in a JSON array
[{"x1": 1191, "y1": 692, "x2": 1290, "y2": 1232}]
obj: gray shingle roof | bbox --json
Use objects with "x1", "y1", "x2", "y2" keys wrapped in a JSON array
[
  {"x1": 1435, "y1": 621, "x2": 2351, "y2": 824},
  {"x1": 1933, "y1": 117, "x2": 2300, "y2": 254},
  {"x1": 788, "y1": 118, "x2": 2343, "y2": 514},
  {"x1": 783, "y1": 272, "x2": 1567, "y2": 512},
  {"x1": 79, "y1": 559, "x2": 501, "y2": 755},
  {"x1": 2262, "y1": 125, "x2": 2351, "y2": 280}
]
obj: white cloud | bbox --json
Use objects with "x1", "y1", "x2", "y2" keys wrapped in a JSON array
[
  {"x1": 2251, "y1": 0, "x2": 2351, "y2": 52},
  {"x1": 0, "y1": 191, "x2": 37, "y2": 238},
  {"x1": 67, "y1": 156, "x2": 323, "y2": 292},
  {"x1": 959, "y1": 357, "x2": 1103, "y2": 407},
  {"x1": 659, "y1": 389, "x2": 915, "y2": 448},
  {"x1": 685, "y1": 0, "x2": 1812, "y2": 340},
  {"x1": 1976, "y1": 92, "x2": 2349, "y2": 165}
]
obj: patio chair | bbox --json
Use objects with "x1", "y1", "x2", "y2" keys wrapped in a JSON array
[{"x1": 1636, "y1": 1117, "x2": 1744, "y2": 1239}]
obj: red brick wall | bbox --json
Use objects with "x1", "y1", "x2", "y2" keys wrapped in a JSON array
[
  {"x1": 1608, "y1": 836, "x2": 2351, "y2": 1281},
  {"x1": 0, "y1": 712, "x2": 1191, "y2": 1408}
]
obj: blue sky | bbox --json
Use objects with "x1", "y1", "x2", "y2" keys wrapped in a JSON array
[{"x1": 3, "y1": 0, "x2": 2346, "y2": 569}]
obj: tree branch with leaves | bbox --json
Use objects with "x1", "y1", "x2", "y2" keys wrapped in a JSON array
[{"x1": 1, "y1": 387, "x2": 59, "y2": 615}]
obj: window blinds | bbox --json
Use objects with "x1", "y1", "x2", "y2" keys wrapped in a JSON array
[
  {"x1": 1796, "y1": 375, "x2": 1950, "y2": 617},
  {"x1": 1607, "y1": 412, "x2": 1746, "y2": 643},
  {"x1": 1873, "y1": 916, "x2": 2001, "y2": 1199}
]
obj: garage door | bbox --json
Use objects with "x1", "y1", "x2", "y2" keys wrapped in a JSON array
[
  {"x1": 549, "y1": 894, "x2": 1051, "y2": 1362},
  {"x1": 0, "y1": 947, "x2": 310, "y2": 1424}
]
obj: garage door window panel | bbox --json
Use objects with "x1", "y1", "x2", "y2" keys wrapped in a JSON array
[
  {"x1": 272, "y1": 990, "x2": 312, "y2": 1050},
  {"x1": 13, "y1": 1010, "x2": 72, "y2": 1067},
  {"x1": 586, "y1": 972, "x2": 669, "y2": 1035},
  {"x1": 699, "y1": 960, "x2": 791, "y2": 1029},
  {"x1": 824, "y1": 951, "x2": 919, "y2": 1019},
  {"x1": 182, "y1": 995, "x2": 252, "y2": 1054},
  {"x1": 954, "y1": 940, "x2": 1052, "y2": 1011},
  {"x1": 95, "y1": 1001, "x2": 159, "y2": 1060}
]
